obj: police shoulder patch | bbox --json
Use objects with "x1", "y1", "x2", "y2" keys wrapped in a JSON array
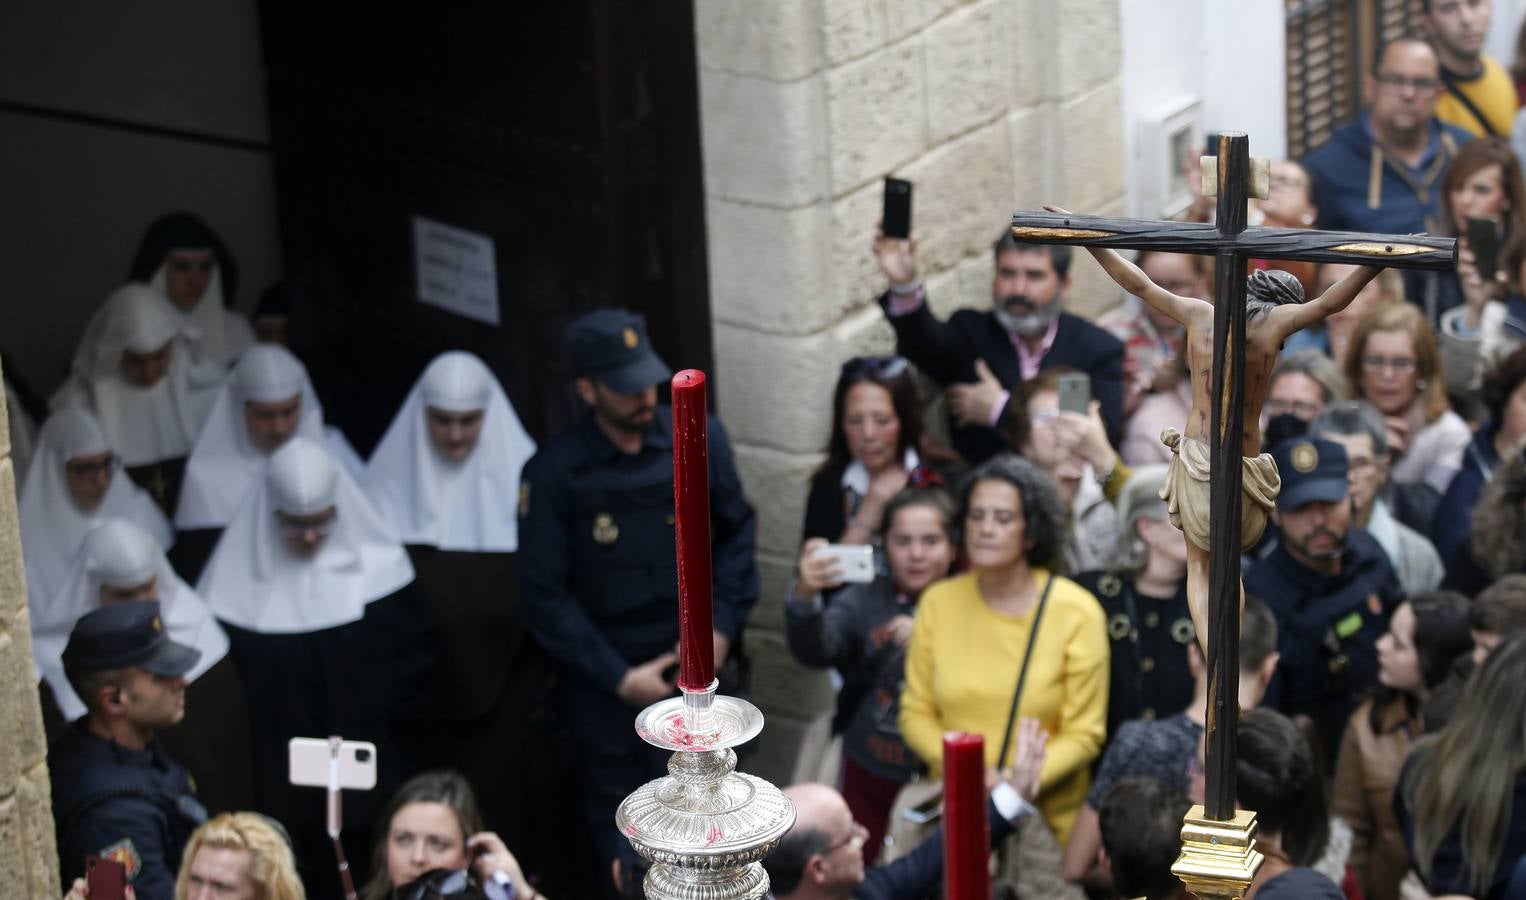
[
  {"x1": 101, "y1": 837, "x2": 142, "y2": 880},
  {"x1": 518, "y1": 482, "x2": 531, "y2": 519}
]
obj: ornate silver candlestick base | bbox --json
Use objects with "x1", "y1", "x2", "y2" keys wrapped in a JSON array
[{"x1": 616, "y1": 681, "x2": 796, "y2": 900}]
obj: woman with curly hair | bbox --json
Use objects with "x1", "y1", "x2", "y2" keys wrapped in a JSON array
[
  {"x1": 175, "y1": 812, "x2": 306, "y2": 900},
  {"x1": 898, "y1": 454, "x2": 1108, "y2": 845}
]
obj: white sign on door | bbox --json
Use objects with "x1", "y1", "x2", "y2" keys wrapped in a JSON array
[{"x1": 412, "y1": 215, "x2": 501, "y2": 325}]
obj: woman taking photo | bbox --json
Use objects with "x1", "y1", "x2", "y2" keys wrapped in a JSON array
[
  {"x1": 1398, "y1": 633, "x2": 1526, "y2": 900},
  {"x1": 1331, "y1": 592, "x2": 1473, "y2": 900},
  {"x1": 1343, "y1": 303, "x2": 1470, "y2": 498},
  {"x1": 899, "y1": 454, "x2": 1108, "y2": 846},
  {"x1": 786, "y1": 485, "x2": 959, "y2": 863},
  {"x1": 362, "y1": 771, "x2": 544, "y2": 900},
  {"x1": 801, "y1": 356, "x2": 944, "y2": 553}
]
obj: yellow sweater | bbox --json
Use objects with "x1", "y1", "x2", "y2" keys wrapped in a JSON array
[
  {"x1": 1435, "y1": 55, "x2": 1517, "y2": 138},
  {"x1": 898, "y1": 569, "x2": 1109, "y2": 845}
]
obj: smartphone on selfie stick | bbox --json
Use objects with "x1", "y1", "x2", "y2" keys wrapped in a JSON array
[{"x1": 290, "y1": 736, "x2": 378, "y2": 900}]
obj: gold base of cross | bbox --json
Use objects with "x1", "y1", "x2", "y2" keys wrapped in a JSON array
[{"x1": 1170, "y1": 804, "x2": 1265, "y2": 900}]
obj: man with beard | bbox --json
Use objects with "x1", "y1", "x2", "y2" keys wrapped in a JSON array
[
  {"x1": 873, "y1": 227, "x2": 1125, "y2": 463},
  {"x1": 519, "y1": 308, "x2": 758, "y2": 889},
  {"x1": 1246, "y1": 437, "x2": 1402, "y2": 763}
]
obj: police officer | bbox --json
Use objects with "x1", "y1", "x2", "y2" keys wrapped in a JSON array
[
  {"x1": 519, "y1": 308, "x2": 759, "y2": 877},
  {"x1": 1246, "y1": 437, "x2": 1401, "y2": 766},
  {"x1": 50, "y1": 601, "x2": 207, "y2": 900}
]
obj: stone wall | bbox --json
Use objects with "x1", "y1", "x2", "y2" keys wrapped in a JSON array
[
  {"x1": 0, "y1": 355, "x2": 59, "y2": 894},
  {"x1": 694, "y1": 0, "x2": 1127, "y2": 783}
]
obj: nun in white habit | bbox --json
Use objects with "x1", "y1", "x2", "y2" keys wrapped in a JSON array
[
  {"x1": 30, "y1": 517, "x2": 255, "y2": 812},
  {"x1": 127, "y1": 211, "x2": 255, "y2": 367},
  {"x1": 363, "y1": 350, "x2": 541, "y2": 836},
  {"x1": 198, "y1": 437, "x2": 432, "y2": 885},
  {"x1": 20, "y1": 408, "x2": 173, "y2": 607},
  {"x1": 172, "y1": 344, "x2": 362, "y2": 582},
  {"x1": 51, "y1": 284, "x2": 224, "y2": 514}
]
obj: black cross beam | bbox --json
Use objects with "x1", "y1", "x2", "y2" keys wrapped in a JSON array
[{"x1": 1011, "y1": 132, "x2": 1455, "y2": 821}]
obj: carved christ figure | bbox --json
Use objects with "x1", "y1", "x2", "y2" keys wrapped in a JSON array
[{"x1": 1054, "y1": 208, "x2": 1382, "y2": 652}]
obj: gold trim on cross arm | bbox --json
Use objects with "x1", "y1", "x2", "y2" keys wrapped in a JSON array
[
  {"x1": 1010, "y1": 226, "x2": 1115, "y2": 240},
  {"x1": 1327, "y1": 241, "x2": 1435, "y2": 257}
]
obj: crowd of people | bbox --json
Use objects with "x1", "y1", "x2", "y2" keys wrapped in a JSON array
[{"x1": 13, "y1": 2, "x2": 1526, "y2": 900}]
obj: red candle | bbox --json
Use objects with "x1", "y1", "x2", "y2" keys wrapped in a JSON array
[
  {"x1": 943, "y1": 732, "x2": 990, "y2": 899},
  {"x1": 671, "y1": 370, "x2": 715, "y2": 691}
]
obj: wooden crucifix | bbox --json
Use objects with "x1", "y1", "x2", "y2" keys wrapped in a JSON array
[{"x1": 1011, "y1": 132, "x2": 1454, "y2": 894}]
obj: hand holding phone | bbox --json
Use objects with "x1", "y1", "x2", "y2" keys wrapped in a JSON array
[
  {"x1": 1465, "y1": 217, "x2": 1500, "y2": 283},
  {"x1": 86, "y1": 855, "x2": 128, "y2": 900},
  {"x1": 815, "y1": 544, "x2": 876, "y2": 584},
  {"x1": 882, "y1": 178, "x2": 913, "y2": 239},
  {"x1": 1056, "y1": 372, "x2": 1091, "y2": 414}
]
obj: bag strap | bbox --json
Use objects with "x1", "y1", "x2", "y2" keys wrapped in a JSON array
[
  {"x1": 1440, "y1": 70, "x2": 1500, "y2": 137},
  {"x1": 996, "y1": 573, "x2": 1055, "y2": 769}
]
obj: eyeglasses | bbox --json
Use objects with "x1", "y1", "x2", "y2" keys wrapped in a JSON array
[
  {"x1": 823, "y1": 820, "x2": 869, "y2": 856},
  {"x1": 841, "y1": 356, "x2": 909, "y2": 380},
  {"x1": 396, "y1": 868, "x2": 472, "y2": 900},
  {"x1": 1360, "y1": 354, "x2": 1418, "y2": 374},
  {"x1": 276, "y1": 509, "x2": 339, "y2": 538},
  {"x1": 66, "y1": 455, "x2": 122, "y2": 478},
  {"x1": 1374, "y1": 73, "x2": 1442, "y2": 94},
  {"x1": 1265, "y1": 398, "x2": 1322, "y2": 418}
]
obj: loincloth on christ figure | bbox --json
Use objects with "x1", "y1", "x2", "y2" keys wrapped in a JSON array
[{"x1": 1158, "y1": 427, "x2": 1281, "y2": 552}]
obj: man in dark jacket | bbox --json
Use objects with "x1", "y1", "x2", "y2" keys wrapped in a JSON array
[
  {"x1": 1304, "y1": 37, "x2": 1472, "y2": 236},
  {"x1": 873, "y1": 226, "x2": 1124, "y2": 463},
  {"x1": 50, "y1": 601, "x2": 206, "y2": 900},
  {"x1": 1247, "y1": 438, "x2": 1402, "y2": 764},
  {"x1": 763, "y1": 728, "x2": 1043, "y2": 900}
]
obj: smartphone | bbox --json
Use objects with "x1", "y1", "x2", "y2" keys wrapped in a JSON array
[
  {"x1": 288, "y1": 737, "x2": 378, "y2": 790},
  {"x1": 1056, "y1": 372, "x2": 1091, "y2": 415},
  {"x1": 86, "y1": 855, "x2": 128, "y2": 900},
  {"x1": 1466, "y1": 217, "x2": 1499, "y2": 282},
  {"x1": 815, "y1": 544, "x2": 876, "y2": 583},
  {"x1": 883, "y1": 177, "x2": 913, "y2": 239},
  {"x1": 901, "y1": 792, "x2": 943, "y2": 825}
]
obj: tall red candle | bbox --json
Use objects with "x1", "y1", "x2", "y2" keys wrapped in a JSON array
[
  {"x1": 943, "y1": 732, "x2": 990, "y2": 899},
  {"x1": 671, "y1": 370, "x2": 715, "y2": 691}
]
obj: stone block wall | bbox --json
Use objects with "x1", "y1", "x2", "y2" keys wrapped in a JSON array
[
  {"x1": 0, "y1": 355, "x2": 59, "y2": 894},
  {"x1": 694, "y1": 0, "x2": 1127, "y2": 784}
]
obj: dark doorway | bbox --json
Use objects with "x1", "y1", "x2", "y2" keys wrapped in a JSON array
[
  {"x1": 257, "y1": 4, "x2": 710, "y2": 895},
  {"x1": 259, "y1": 1, "x2": 712, "y2": 456}
]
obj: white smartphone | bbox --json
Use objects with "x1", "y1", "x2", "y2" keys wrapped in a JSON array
[
  {"x1": 815, "y1": 544, "x2": 876, "y2": 583},
  {"x1": 1056, "y1": 372, "x2": 1091, "y2": 414},
  {"x1": 288, "y1": 737, "x2": 378, "y2": 790}
]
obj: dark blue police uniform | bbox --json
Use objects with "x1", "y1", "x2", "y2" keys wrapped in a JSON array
[
  {"x1": 1246, "y1": 439, "x2": 1401, "y2": 765},
  {"x1": 51, "y1": 724, "x2": 205, "y2": 900},
  {"x1": 518, "y1": 309, "x2": 759, "y2": 868},
  {"x1": 48, "y1": 601, "x2": 207, "y2": 900}
]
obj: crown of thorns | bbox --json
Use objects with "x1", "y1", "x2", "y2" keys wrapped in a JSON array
[{"x1": 1246, "y1": 268, "x2": 1305, "y2": 306}]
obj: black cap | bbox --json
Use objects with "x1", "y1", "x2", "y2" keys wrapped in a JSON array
[
  {"x1": 1273, "y1": 438, "x2": 1350, "y2": 510},
  {"x1": 62, "y1": 601, "x2": 200, "y2": 678},
  {"x1": 567, "y1": 308, "x2": 671, "y2": 394}
]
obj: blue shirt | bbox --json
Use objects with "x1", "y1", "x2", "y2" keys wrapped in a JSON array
[{"x1": 1305, "y1": 114, "x2": 1472, "y2": 235}]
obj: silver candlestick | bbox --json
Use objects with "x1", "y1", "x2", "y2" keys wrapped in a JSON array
[{"x1": 616, "y1": 678, "x2": 796, "y2": 899}]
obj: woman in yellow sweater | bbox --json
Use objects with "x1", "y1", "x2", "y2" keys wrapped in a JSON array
[{"x1": 899, "y1": 453, "x2": 1109, "y2": 846}]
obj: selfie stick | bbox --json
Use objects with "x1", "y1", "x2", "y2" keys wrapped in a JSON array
[{"x1": 328, "y1": 735, "x2": 358, "y2": 900}]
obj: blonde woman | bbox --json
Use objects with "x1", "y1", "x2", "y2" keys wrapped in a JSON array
[{"x1": 175, "y1": 812, "x2": 305, "y2": 900}]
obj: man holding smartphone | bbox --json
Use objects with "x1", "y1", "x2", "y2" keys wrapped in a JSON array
[
  {"x1": 873, "y1": 215, "x2": 1125, "y2": 464},
  {"x1": 50, "y1": 601, "x2": 207, "y2": 900}
]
